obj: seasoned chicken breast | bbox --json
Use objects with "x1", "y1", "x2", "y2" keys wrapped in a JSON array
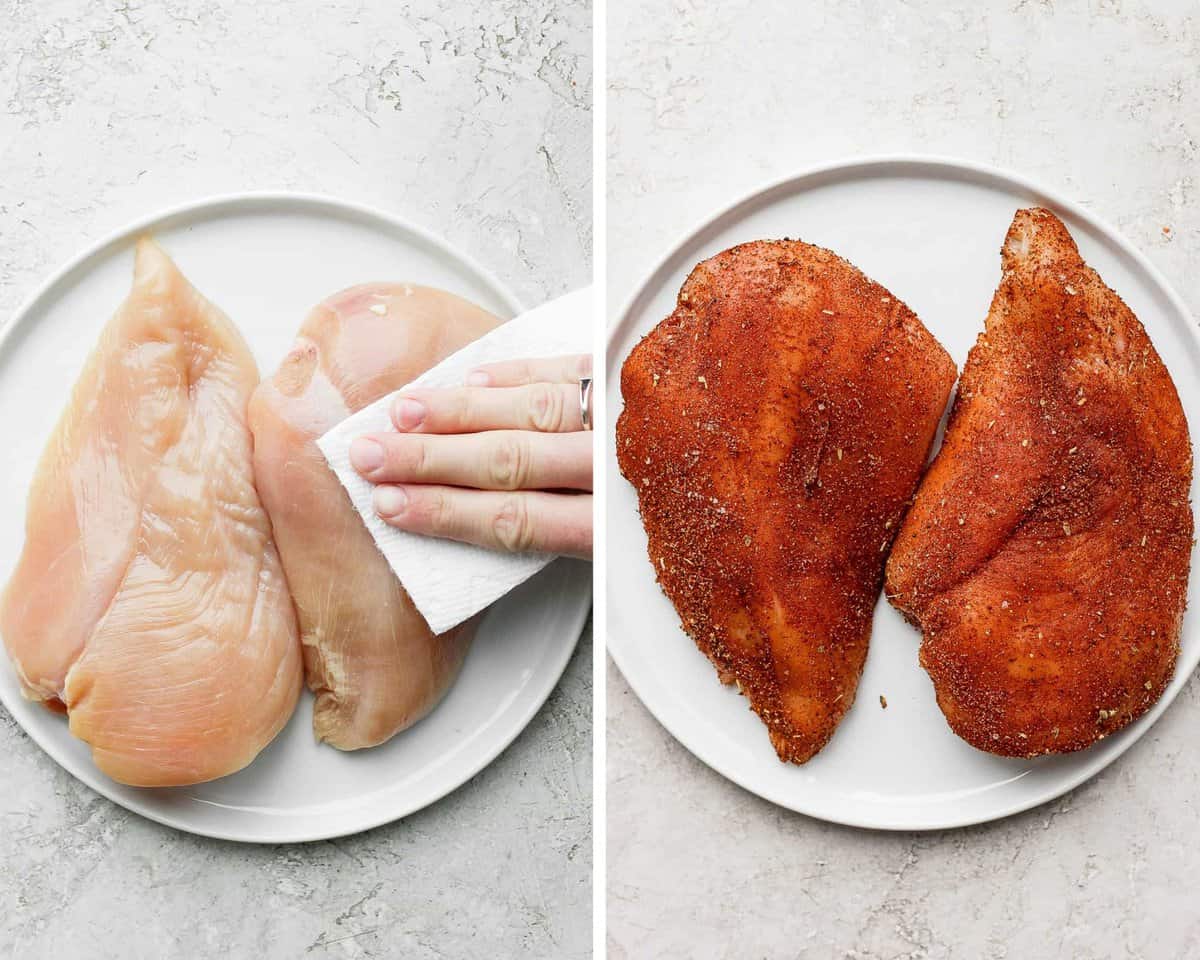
[
  {"x1": 248, "y1": 284, "x2": 502, "y2": 749},
  {"x1": 618, "y1": 240, "x2": 956, "y2": 763},
  {"x1": 886, "y1": 208, "x2": 1193, "y2": 756},
  {"x1": 0, "y1": 239, "x2": 302, "y2": 786}
]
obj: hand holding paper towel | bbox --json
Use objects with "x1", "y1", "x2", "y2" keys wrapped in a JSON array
[{"x1": 318, "y1": 287, "x2": 593, "y2": 634}]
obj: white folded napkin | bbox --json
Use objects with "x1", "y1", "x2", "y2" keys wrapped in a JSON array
[{"x1": 317, "y1": 286, "x2": 592, "y2": 634}]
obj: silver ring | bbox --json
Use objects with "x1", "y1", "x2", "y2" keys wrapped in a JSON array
[{"x1": 579, "y1": 377, "x2": 593, "y2": 431}]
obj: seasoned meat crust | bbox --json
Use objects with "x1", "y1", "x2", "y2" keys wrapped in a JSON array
[
  {"x1": 886, "y1": 208, "x2": 1193, "y2": 757},
  {"x1": 618, "y1": 240, "x2": 956, "y2": 763}
]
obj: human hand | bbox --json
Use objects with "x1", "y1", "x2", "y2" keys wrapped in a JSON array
[{"x1": 349, "y1": 354, "x2": 593, "y2": 559}]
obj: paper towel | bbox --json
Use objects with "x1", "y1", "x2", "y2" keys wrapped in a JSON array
[{"x1": 317, "y1": 286, "x2": 592, "y2": 634}]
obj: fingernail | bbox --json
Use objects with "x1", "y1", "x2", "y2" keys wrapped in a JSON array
[
  {"x1": 465, "y1": 370, "x2": 491, "y2": 387},
  {"x1": 349, "y1": 437, "x2": 383, "y2": 474},
  {"x1": 374, "y1": 485, "x2": 408, "y2": 518},
  {"x1": 392, "y1": 396, "x2": 426, "y2": 430}
]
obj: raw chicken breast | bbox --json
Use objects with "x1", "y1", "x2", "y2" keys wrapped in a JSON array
[
  {"x1": 0, "y1": 238, "x2": 302, "y2": 786},
  {"x1": 248, "y1": 284, "x2": 502, "y2": 749}
]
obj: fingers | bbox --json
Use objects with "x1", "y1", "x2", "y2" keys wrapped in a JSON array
[
  {"x1": 373, "y1": 486, "x2": 593, "y2": 559},
  {"x1": 351, "y1": 352, "x2": 596, "y2": 557},
  {"x1": 350, "y1": 430, "x2": 593, "y2": 492},
  {"x1": 466, "y1": 353, "x2": 592, "y2": 387},
  {"x1": 390, "y1": 383, "x2": 584, "y2": 434}
]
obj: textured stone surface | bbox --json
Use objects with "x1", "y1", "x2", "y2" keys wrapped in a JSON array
[
  {"x1": 608, "y1": 2, "x2": 1200, "y2": 957},
  {"x1": 0, "y1": 2, "x2": 591, "y2": 958}
]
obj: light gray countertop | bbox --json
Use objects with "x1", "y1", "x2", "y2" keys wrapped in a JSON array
[
  {"x1": 607, "y1": 2, "x2": 1200, "y2": 957},
  {"x1": 0, "y1": 2, "x2": 592, "y2": 958}
]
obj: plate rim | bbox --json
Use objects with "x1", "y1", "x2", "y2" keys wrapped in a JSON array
[
  {"x1": 605, "y1": 152, "x2": 1200, "y2": 831},
  {"x1": 0, "y1": 191, "x2": 592, "y2": 843}
]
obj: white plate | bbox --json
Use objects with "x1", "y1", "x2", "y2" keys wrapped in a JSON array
[
  {"x1": 606, "y1": 155, "x2": 1200, "y2": 830},
  {"x1": 0, "y1": 193, "x2": 592, "y2": 843}
]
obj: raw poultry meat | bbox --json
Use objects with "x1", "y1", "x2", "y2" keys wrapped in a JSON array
[
  {"x1": 248, "y1": 283, "x2": 502, "y2": 749},
  {"x1": 617, "y1": 240, "x2": 956, "y2": 763},
  {"x1": 0, "y1": 238, "x2": 302, "y2": 786},
  {"x1": 886, "y1": 208, "x2": 1193, "y2": 756}
]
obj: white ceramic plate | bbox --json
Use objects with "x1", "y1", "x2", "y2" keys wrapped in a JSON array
[
  {"x1": 0, "y1": 193, "x2": 592, "y2": 843},
  {"x1": 606, "y1": 155, "x2": 1200, "y2": 830}
]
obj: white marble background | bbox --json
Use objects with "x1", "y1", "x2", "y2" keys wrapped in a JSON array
[
  {"x1": 0, "y1": 2, "x2": 592, "y2": 958},
  {"x1": 608, "y1": 1, "x2": 1200, "y2": 958}
]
